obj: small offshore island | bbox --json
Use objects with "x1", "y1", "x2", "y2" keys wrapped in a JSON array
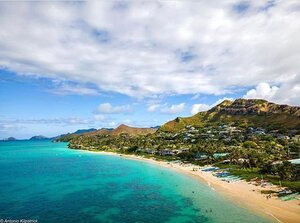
[{"x1": 57, "y1": 99, "x2": 300, "y2": 223}]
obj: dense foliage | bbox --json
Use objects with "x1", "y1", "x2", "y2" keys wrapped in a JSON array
[{"x1": 68, "y1": 123, "x2": 300, "y2": 190}]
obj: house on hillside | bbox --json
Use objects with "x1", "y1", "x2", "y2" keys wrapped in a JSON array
[
  {"x1": 277, "y1": 135, "x2": 290, "y2": 140},
  {"x1": 292, "y1": 135, "x2": 300, "y2": 142}
]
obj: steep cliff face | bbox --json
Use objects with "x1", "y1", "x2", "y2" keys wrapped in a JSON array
[{"x1": 160, "y1": 99, "x2": 300, "y2": 132}]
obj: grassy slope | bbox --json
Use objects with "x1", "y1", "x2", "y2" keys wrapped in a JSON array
[
  {"x1": 110, "y1": 124, "x2": 156, "y2": 136},
  {"x1": 160, "y1": 100, "x2": 300, "y2": 132}
]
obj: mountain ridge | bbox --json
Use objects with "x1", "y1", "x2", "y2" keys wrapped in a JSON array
[
  {"x1": 85, "y1": 124, "x2": 156, "y2": 137},
  {"x1": 29, "y1": 135, "x2": 49, "y2": 140},
  {"x1": 160, "y1": 99, "x2": 300, "y2": 132}
]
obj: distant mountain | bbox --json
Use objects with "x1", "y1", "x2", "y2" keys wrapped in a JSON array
[
  {"x1": 160, "y1": 99, "x2": 300, "y2": 132},
  {"x1": 73, "y1": 128, "x2": 97, "y2": 134},
  {"x1": 29, "y1": 135, "x2": 49, "y2": 140},
  {"x1": 111, "y1": 124, "x2": 156, "y2": 136},
  {"x1": 151, "y1": 125, "x2": 160, "y2": 129},
  {"x1": 2, "y1": 137, "x2": 17, "y2": 141},
  {"x1": 54, "y1": 128, "x2": 99, "y2": 142},
  {"x1": 85, "y1": 124, "x2": 156, "y2": 137},
  {"x1": 84, "y1": 128, "x2": 112, "y2": 136}
]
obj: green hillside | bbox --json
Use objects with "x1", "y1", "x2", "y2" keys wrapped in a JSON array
[{"x1": 160, "y1": 99, "x2": 300, "y2": 132}]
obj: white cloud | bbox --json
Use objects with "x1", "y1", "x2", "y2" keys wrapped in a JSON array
[
  {"x1": 50, "y1": 82, "x2": 100, "y2": 96},
  {"x1": 191, "y1": 97, "x2": 233, "y2": 114},
  {"x1": 244, "y1": 82, "x2": 300, "y2": 106},
  {"x1": 108, "y1": 121, "x2": 116, "y2": 127},
  {"x1": 244, "y1": 82, "x2": 279, "y2": 100},
  {"x1": 95, "y1": 103, "x2": 131, "y2": 114},
  {"x1": 211, "y1": 97, "x2": 234, "y2": 107},
  {"x1": 66, "y1": 117, "x2": 91, "y2": 125},
  {"x1": 0, "y1": 117, "x2": 94, "y2": 126},
  {"x1": 0, "y1": 123, "x2": 20, "y2": 132},
  {"x1": 147, "y1": 104, "x2": 161, "y2": 112},
  {"x1": 94, "y1": 114, "x2": 106, "y2": 121},
  {"x1": 0, "y1": 1, "x2": 299, "y2": 98},
  {"x1": 161, "y1": 103, "x2": 185, "y2": 115},
  {"x1": 191, "y1": 104, "x2": 211, "y2": 115},
  {"x1": 0, "y1": 117, "x2": 99, "y2": 139},
  {"x1": 191, "y1": 94, "x2": 201, "y2": 100}
]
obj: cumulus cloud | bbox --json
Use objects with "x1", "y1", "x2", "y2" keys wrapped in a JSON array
[
  {"x1": 95, "y1": 103, "x2": 131, "y2": 114},
  {"x1": 244, "y1": 82, "x2": 279, "y2": 100},
  {"x1": 0, "y1": 1, "x2": 299, "y2": 98},
  {"x1": 147, "y1": 102, "x2": 186, "y2": 114},
  {"x1": 94, "y1": 114, "x2": 106, "y2": 121},
  {"x1": 160, "y1": 103, "x2": 185, "y2": 115},
  {"x1": 244, "y1": 82, "x2": 300, "y2": 106},
  {"x1": 50, "y1": 82, "x2": 100, "y2": 96},
  {"x1": 191, "y1": 97, "x2": 233, "y2": 114},
  {"x1": 147, "y1": 104, "x2": 161, "y2": 112},
  {"x1": 191, "y1": 104, "x2": 211, "y2": 115}
]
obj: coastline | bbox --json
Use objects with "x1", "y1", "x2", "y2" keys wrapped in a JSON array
[{"x1": 78, "y1": 149, "x2": 300, "y2": 223}]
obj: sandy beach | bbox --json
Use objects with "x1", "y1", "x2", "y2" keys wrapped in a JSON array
[{"x1": 84, "y1": 150, "x2": 300, "y2": 223}]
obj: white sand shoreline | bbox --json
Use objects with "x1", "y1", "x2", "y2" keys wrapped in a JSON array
[{"x1": 79, "y1": 149, "x2": 300, "y2": 223}]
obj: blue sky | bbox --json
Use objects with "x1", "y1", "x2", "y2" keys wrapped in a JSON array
[
  {"x1": 0, "y1": 69, "x2": 244, "y2": 138},
  {"x1": 0, "y1": 1, "x2": 299, "y2": 139}
]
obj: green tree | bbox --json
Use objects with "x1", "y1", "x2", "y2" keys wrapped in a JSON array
[
  {"x1": 243, "y1": 141, "x2": 258, "y2": 149},
  {"x1": 277, "y1": 161, "x2": 292, "y2": 180}
]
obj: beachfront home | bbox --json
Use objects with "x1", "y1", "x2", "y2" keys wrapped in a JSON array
[
  {"x1": 173, "y1": 149, "x2": 182, "y2": 154},
  {"x1": 145, "y1": 148, "x2": 156, "y2": 154},
  {"x1": 160, "y1": 149, "x2": 174, "y2": 156},
  {"x1": 195, "y1": 153, "x2": 208, "y2": 160}
]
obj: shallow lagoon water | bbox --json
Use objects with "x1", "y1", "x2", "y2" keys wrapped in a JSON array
[{"x1": 0, "y1": 140, "x2": 273, "y2": 223}]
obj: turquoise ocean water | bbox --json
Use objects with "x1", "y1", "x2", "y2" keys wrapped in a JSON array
[{"x1": 0, "y1": 140, "x2": 273, "y2": 223}]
